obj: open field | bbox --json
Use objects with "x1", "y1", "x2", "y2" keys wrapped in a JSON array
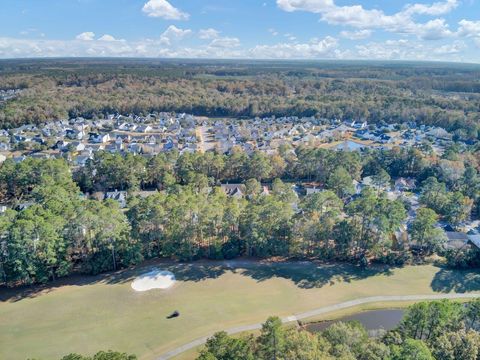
[{"x1": 1, "y1": 260, "x2": 479, "y2": 360}]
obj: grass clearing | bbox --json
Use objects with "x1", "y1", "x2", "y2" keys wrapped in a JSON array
[{"x1": 1, "y1": 260, "x2": 479, "y2": 360}]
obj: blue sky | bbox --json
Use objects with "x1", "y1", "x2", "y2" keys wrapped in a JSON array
[{"x1": 0, "y1": 0, "x2": 479, "y2": 62}]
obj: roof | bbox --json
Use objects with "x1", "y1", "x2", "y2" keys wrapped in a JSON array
[
  {"x1": 468, "y1": 235, "x2": 480, "y2": 249},
  {"x1": 221, "y1": 184, "x2": 245, "y2": 197},
  {"x1": 446, "y1": 231, "x2": 469, "y2": 241}
]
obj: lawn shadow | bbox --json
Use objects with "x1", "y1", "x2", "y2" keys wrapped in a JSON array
[
  {"x1": 163, "y1": 262, "x2": 229, "y2": 282},
  {"x1": 240, "y1": 262, "x2": 395, "y2": 289},
  {"x1": 431, "y1": 267, "x2": 480, "y2": 293}
]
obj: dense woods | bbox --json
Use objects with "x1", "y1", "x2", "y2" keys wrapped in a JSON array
[
  {"x1": 197, "y1": 299, "x2": 480, "y2": 360},
  {"x1": 0, "y1": 59, "x2": 479, "y2": 139},
  {"x1": 0, "y1": 142, "x2": 479, "y2": 286}
]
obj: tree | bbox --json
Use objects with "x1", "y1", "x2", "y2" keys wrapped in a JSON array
[
  {"x1": 246, "y1": 152, "x2": 273, "y2": 182},
  {"x1": 256, "y1": 316, "x2": 285, "y2": 360},
  {"x1": 409, "y1": 208, "x2": 446, "y2": 253},
  {"x1": 390, "y1": 339, "x2": 434, "y2": 360},
  {"x1": 244, "y1": 178, "x2": 262, "y2": 199},
  {"x1": 326, "y1": 167, "x2": 354, "y2": 199},
  {"x1": 372, "y1": 168, "x2": 391, "y2": 190},
  {"x1": 283, "y1": 329, "x2": 333, "y2": 360},
  {"x1": 419, "y1": 177, "x2": 449, "y2": 214},
  {"x1": 399, "y1": 300, "x2": 463, "y2": 342},
  {"x1": 198, "y1": 331, "x2": 254, "y2": 360},
  {"x1": 61, "y1": 350, "x2": 137, "y2": 360},
  {"x1": 431, "y1": 329, "x2": 480, "y2": 360},
  {"x1": 322, "y1": 321, "x2": 368, "y2": 358},
  {"x1": 444, "y1": 191, "x2": 473, "y2": 227},
  {"x1": 5, "y1": 205, "x2": 69, "y2": 284}
]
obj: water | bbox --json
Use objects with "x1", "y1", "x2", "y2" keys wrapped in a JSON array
[{"x1": 305, "y1": 309, "x2": 404, "y2": 333}]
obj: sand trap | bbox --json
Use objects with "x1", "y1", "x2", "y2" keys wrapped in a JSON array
[{"x1": 131, "y1": 270, "x2": 176, "y2": 292}]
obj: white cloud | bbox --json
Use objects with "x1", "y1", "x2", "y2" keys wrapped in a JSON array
[
  {"x1": 98, "y1": 34, "x2": 118, "y2": 42},
  {"x1": 284, "y1": 33, "x2": 297, "y2": 41},
  {"x1": 402, "y1": 0, "x2": 458, "y2": 16},
  {"x1": 199, "y1": 28, "x2": 220, "y2": 40},
  {"x1": 142, "y1": 0, "x2": 189, "y2": 20},
  {"x1": 433, "y1": 41, "x2": 465, "y2": 54},
  {"x1": 276, "y1": 0, "x2": 459, "y2": 40},
  {"x1": 268, "y1": 28, "x2": 279, "y2": 36},
  {"x1": 209, "y1": 37, "x2": 241, "y2": 48},
  {"x1": 76, "y1": 32, "x2": 95, "y2": 41},
  {"x1": 457, "y1": 19, "x2": 480, "y2": 37},
  {"x1": 250, "y1": 36, "x2": 338, "y2": 58},
  {"x1": 354, "y1": 38, "x2": 468, "y2": 62},
  {"x1": 417, "y1": 19, "x2": 453, "y2": 40},
  {"x1": 159, "y1": 25, "x2": 192, "y2": 45},
  {"x1": 340, "y1": 29, "x2": 372, "y2": 40}
]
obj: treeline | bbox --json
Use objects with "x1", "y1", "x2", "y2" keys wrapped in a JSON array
[
  {"x1": 0, "y1": 144, "x2": 479, "y2": 286},
  {"x1": 60, "y1": 351, "x2": 136, "y2": 360},
  {"x1": 0, "y1": 60, "x2": 479, "y2": 138},
  {"x1": 198, "y1": 299, "x2": 480, "y2": 360}
]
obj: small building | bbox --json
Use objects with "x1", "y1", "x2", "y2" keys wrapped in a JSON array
[
  {"x1": 445, "y1": 231, "x2": 469, "y2": 250},
  {"x1": 221, "y1": 184, "x2": 245, "y2": 198},
  {"x1": 105, "y1": 190, "x2": 128, "y2": 208},
  {"x1": 395, "y1": 178, "x2": 416, "y2": 192}
]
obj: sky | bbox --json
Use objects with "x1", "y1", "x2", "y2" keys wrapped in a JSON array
[{"x1": 0, "y1": 0, "x2": 479, "y2": 62}]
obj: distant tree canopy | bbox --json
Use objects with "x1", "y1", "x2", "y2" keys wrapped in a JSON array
[{"x1": 0, "y1": 59, "x2": 479, "y2": 139}]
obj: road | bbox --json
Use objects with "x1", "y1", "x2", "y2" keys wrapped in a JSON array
[{"x1": 156, "y1": 292, "x2": 480, "y2": 360}]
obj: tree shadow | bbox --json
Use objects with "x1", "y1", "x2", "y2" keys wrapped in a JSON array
[
  {"x1": 430, "y1": 267, "x2": 480, "y2": 293},
  {"x1": 0, "y1": 268, "x2": 138, "y2": 303},
  {"x1": 0, "y1": 259, "x2": 395, "y2": 302},
  {"x1": 240, "y1": 262, "x2": 394, "y2": 289}
]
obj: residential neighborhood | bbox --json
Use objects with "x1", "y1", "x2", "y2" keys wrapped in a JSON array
[{"x1": 0, "y1": 112, "x2": 465, "y2": 165}]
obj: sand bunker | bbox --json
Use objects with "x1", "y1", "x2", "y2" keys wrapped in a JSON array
[{"x1": 131, "y1": 270, "x2": 176, "y2": 292}]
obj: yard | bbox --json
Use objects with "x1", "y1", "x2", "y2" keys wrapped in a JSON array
[{"x1": 1, "y1": 260, "x2": 479, "y2": 360}]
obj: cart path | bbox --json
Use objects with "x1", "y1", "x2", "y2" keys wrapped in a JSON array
[{"x1": 156, "y1": 292, "x2": 480, "y2": 360}]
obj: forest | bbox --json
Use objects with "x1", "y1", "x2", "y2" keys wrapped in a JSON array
[
  {"x1": 0, "y1": 142, "x2": 479, "y2": 286},
  {"x1": 0, "y1": 59, "x2": 479, "y2": 140},
  {"x1": 197, "y1": 299, "x2": 480, "y2": 360},
  {"x1": 59, "y1": 299, "x2": 480, "y2": 360}
]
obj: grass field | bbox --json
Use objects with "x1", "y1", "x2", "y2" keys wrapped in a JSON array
[{"x1": 1, "y1": 260, "x2": 479, "y2": 360}]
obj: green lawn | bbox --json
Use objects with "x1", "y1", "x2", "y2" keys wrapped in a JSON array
[{"x1": 1, "y1": 260, "x2": 479, "y2": 360}]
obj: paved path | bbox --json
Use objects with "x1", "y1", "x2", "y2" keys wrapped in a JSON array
[{"x1": 156, "y1": 292, "x2": 480, "y2": 360}]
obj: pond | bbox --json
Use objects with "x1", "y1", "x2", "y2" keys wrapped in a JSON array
[{"x1": 305, "y1": 309, "x2": 405, "y2": 333}]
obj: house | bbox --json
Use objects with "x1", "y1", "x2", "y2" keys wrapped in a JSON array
[
  {"x1": 66, "y1": 129, "x2": 84, "y2": 140},
  {"x1": 445, "y1": 231, "x2": 469, "y2": 250},
  {"x1": 75, "y1": 155, "x2": 92, "y2": 167},
  {"x1": 0, "y1": 204, "x2": 8, "y2": 213},
  {"x1": 105, "y1": 143, "x2": 123, "y2": 153},
  {"x1": 221, "y1": 184, "x2": 245, "y2": 198},
  {"x1": 116, "y1": 134, "x2": 131, "y2": 142},
  {"x1": 305, "y1": 185, "x2": 323, "y2": 196},
  {"x1": 89, "y1": 133, "x2": 110, "y2": 144},
  {"x1": 468, "y1": 235, "x2": 480, "y2": 250},
  {"x1": 395, "y1": 178, "x2": 416, "y2": 192},
  {"x1": 13, "y1": 155, "x2": 27, "y2": 163},
  {"x1": 70, "y1": 141, "x2": 85, "y2": 152},
  {"x1": 16, "y1": 201, "x2": 35, "y2": 211},
  {"x1": 0, "y1": 154, "x2": 6, "y2": 163},
  {"x1": 136, "y1": 125, "x2": 152, "y2": 133},
  {"x1": 126, "y1": 143, "x2": 141, "y2": 154},
  {"x1": 105, "y1": 190, "x2": 128, "y2": 208}
]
